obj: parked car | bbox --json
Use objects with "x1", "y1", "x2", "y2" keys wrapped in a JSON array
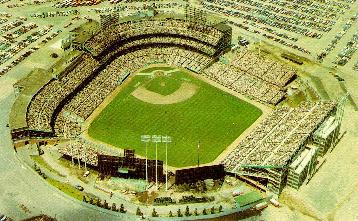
[
  {"x1": 0, "y1": 214, "x2": 11, "y2": 221},
  {"x1": 232, "y1": 189, "x2": 243, "y2": 196},
  {"x1": 83, "y1": 171, "x2": 90, "y2": 177},
  {"x1": 270, "y1": 198, "x2": 280, "y2": 207},
  {"x1": 75, "y1": 185, "x2": 84, "y2": 191}
]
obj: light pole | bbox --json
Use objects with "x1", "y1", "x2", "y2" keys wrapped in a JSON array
[
  {"x1": 162, "y1": 135, "x2": 172, "y2": 191},
  {"x1": 141, "y1": 135, "x2": 151, "y2": 189},
  {"x1": 152, "y1": 135, "x2": 161, "y2": 190}
]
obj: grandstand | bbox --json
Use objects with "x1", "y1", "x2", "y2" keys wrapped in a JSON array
[
  {"x1": 223, "y1": 101, "x2": 338, "y2": 193},
  {"x1": 204, "y1": 49, "x2": 296, "y2": 105}
]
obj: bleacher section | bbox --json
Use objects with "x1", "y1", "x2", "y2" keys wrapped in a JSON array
[{"x1": 204, "y1": 49, "x2": 296, "y2": 105}]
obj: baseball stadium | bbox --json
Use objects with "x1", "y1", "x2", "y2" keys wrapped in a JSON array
[{"x1": 1, "y1": 2, "x2": 356, "y2": 221}]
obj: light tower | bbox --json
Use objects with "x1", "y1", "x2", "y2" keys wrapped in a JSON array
[
  {"x1": 140, "y1": 135, "x2": 151, "y2": 189},
  {"x1": 152, "y1": 135, "x2": 162, "y2": 190},
  {"x1": 162, "y1": 135, "x2": 172, "y2": 191}
]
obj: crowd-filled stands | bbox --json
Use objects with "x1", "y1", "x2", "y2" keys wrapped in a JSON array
[
  {"x1": 94, "y1": 35, "x2": 217, "y2": 63},
  {"x1": 27, "y1": 54, "x2": 99, "y2": 132},
  {"x1": 90, "y1": 2, "x2": 185, "y2": 12},
  {"x1": 223, "y1": 101, "x2": 336, "y2": 171},
  {"x1": 231, "y1": 50, "x2": 296, "y2": 87},
  {"x1": 204, "y1": 49, "x2": 296, "y2": 104},
  {"x1": 85, "y1": 19, "x2": 225, "y2": 56}
]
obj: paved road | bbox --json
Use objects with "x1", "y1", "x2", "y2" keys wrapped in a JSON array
[{"x1": 0, "y1": 81, "x2": 138, "y2": 221}]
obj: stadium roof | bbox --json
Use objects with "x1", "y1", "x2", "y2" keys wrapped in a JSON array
[
  {"x1": 10, "y1": 68, "x2": 53, "y2": 130},
  {"x1": 9, "y1": 51, "x2": 83, "y2": 131}
]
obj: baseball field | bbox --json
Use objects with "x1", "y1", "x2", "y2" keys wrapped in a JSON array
[{"x1": 88, "y1": 66, "x2": 262, "y2": 167}]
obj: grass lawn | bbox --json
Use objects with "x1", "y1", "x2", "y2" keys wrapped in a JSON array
[
  {"x1": 31, "y1": 155, "x2": 65, "y2": 177},
  {"x1": 46, "y1": 177, "x2": 86, "y2": 201},
  {"x1": 88, "y1": 67, "x2": 262, "y2": 167}
]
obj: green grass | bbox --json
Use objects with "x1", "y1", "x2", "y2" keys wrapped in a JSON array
[
  {"x1": 145, "y1": 75, "x2": 182, "y2": 95},
  {"x1": 88, "y1": 67, "x2": 262, "y2": 167},
  {"x1": 235, "y1": 192, "x2": 262, "y2": 207},
  {"x1": 46, "y1": 177, "x2": 86, "y2": 201},
  {"x1": 31, "y1": 155, "x2": 64, "y2": 177}
]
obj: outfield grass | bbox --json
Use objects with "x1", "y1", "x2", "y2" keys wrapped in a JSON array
[{"x1": 88, "y1": 67, "x2": 262, "y2": 167}]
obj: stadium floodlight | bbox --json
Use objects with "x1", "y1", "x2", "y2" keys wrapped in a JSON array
[
  {"x1": 151, "y1": 135, "x2": 162, "y2": 143},
  {"x1": 141, "y1": 135, "x2": 151, "y2": 188},
  {"x1": 151, "y1": 135, "x2": 162, "y2": 190},
  {"x1": 162, "y1": 135, "x2": 172, "y2": 191}
]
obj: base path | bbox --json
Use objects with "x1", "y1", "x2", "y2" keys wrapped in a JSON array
[{"x1": 131, "y1": 82, "x2": 198, "y2": 105}]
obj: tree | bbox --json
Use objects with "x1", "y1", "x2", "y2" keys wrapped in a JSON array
[
  {"x1": 219, "y1": 205, "x2": 223, "y2": 212},
  {"x1": 34, "y1": 163, "x2": 39, "y2": 171},
  {"x1": 211, "y1": 206, "x2": 215, "y2": 214},
  {"x1": 185, "y1": 205, "x2": 190, "y2": 216},
  {"x1": 169, "y1": 211, "x2": 173, "y2": 217},
  {"x1": 136, "y1": 207, "x2": 142, "y2": 216},
  {"x1": 202, "y1": 208, "x2": 207, "y2": 215},
  {"x1": 194, "y1": 208, "x2": 198, "y2": 216},
  {"x1": 152, "y1": 208, "x2": 158, "y2": 217},
  {"x1": 82, "y1": 196, "x2": 87, "y2": 202},
  {"x1": 177, "y1": 208, "x2": 183, "y2": 217},
  {"x1": 111, "y1": 203, "x2": 117, "y2": 211},
  {"x1": 120, "y1": 204, "x2": 126, "y2": 213},
  {"x1": 96, "y1": 199, "x2": 101, "y2": 207},
  {"x1": 103, "y1": 200, "x2": 108, "y2": 209}
]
